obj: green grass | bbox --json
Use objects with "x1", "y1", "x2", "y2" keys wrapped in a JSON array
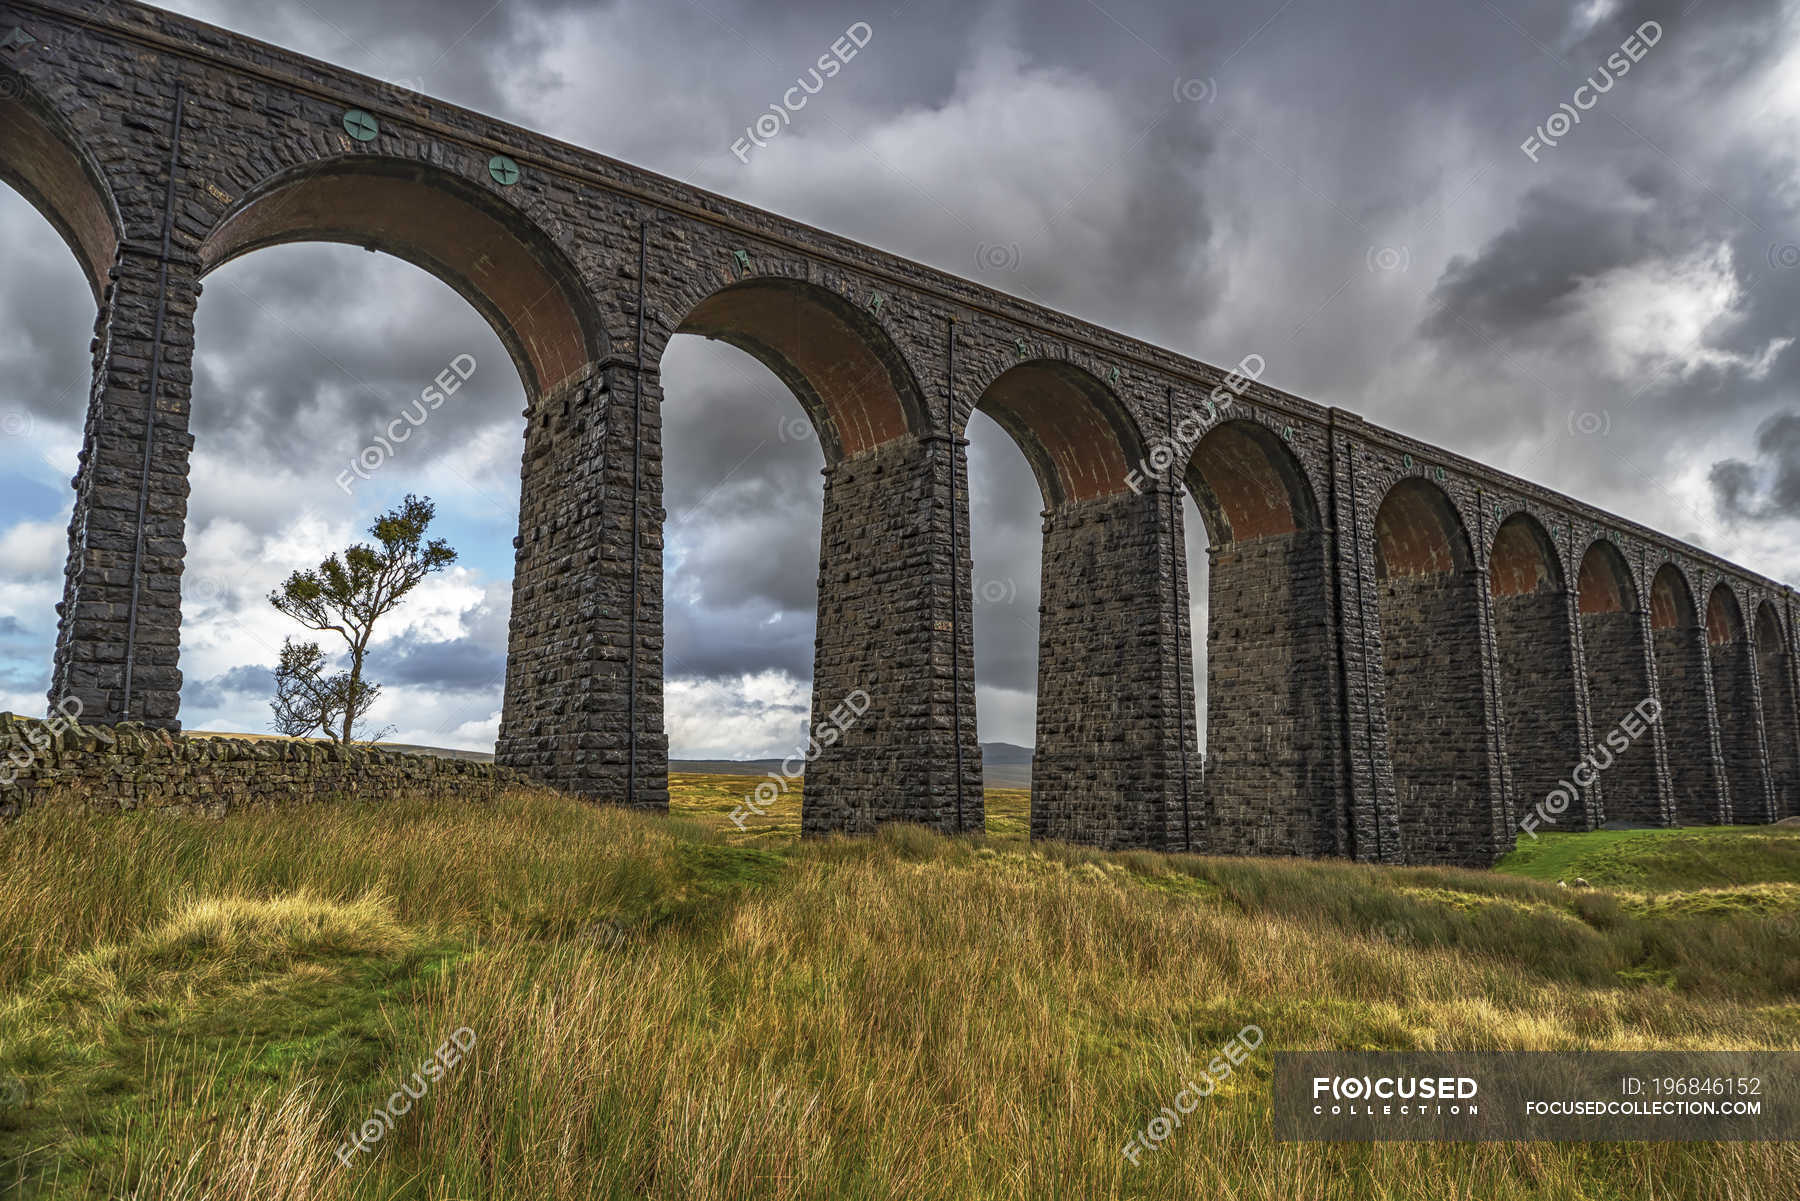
[
  {"x1": 1, "y1": 788, "x2": 1797, "y2": 1199},
  {"x1": 1497, "y1": 824, "x2": 1800, "y2": 887}
]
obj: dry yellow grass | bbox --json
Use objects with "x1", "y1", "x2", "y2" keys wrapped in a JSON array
[{"x1": 0, "y1": 786, "x2": 1796, "y2": 1199}]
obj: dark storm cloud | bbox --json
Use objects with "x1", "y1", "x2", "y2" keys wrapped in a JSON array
[
  {"x1": 179, "y1": 0, "x2": 602, "y2": 120},
  {"x1": 1712, "y1": 412, "x2": 1800, "y2": 524},
  {"x1": 0, "y1": 200, "x2": 105, "y2": 428},
  {"x1": 184, "y1": 664, "x2": 275, "y2": 710},
  {"x1": 1564, "y1": 0, "x2": 1789, "y2": 79},
  {"x1": 191, "y1": 246, "x2": 523, "y2": 481},
  {"x1": 378, "y1": 636, "x2": 508, "y2": 692},
  {"x1": 663, "y1": 602, "x2": 816, "y2": 683},
  {"x1": 1420, "y1": 183, "x2": 1680, "y2": 349}
]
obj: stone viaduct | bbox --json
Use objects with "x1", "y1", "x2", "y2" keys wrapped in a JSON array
[{"x1": 4, "y1": 0, "x2": 1796, "y2": 867}]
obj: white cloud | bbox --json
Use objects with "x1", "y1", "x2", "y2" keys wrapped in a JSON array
[{"x1": 1572, "y1": 243, "x2": 1793, "y2": 381}]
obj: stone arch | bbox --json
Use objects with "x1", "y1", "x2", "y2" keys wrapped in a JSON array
[
  {"x1": 1186, "y1": 419, "x2": 1320, "y2": 543},
  {"x1": 0, "y1": 70, "x2": 121, "y2": 300},
  {"x1": 199, "y1": 157, "x2": 607, "y2": 402},
  {"x1": 970, "y1": 360, "x2": 1147, "y2": 507},
  {"x1": 1375, "y1": 477, "x2": 1473, "y2": 576},
  {"x1": 1372, "y1": 477, "x2": 1496, "y2": 865},
  {"x1": 1489, "y1": 512, "x2": 1566, "y2": 596},
  {"x1": 1651, "y1": 562, "x2": 1699, "y2": 632},
  {"x1": 5, "y1": 70, "x2": 129, "y2": 724},
  {"x1": 1650, "y1": 563, "x2": 1724, "y2": 823},
  {"x1": 1487, "y1": 512, "x2": 1587, "y2": 827},
  {"x1": 1577, "y1": 539, "x2": 1639, "y2": 615},
  {"x1": 1184, "y1": 419, "x2": 1340, "y2": 856},
  {"x1": 965, "y1": 361, "x2": 1164, "y2": 847},
  {"x1": 668, "y1": 276, "x2": 930, "y2": 464},
  {"x1": 1708, "y1": 583, "x2": 1746, "y2": 644},
  {"x1": 1755, "y1": 601, "x2": 1799, "y2": 818},
  {"x1": 1575, "y1": 540, "x2": 1660, "y2": 825},
  {"x1": 1708, "y1": 583, "x2": 1773, "y2": 822},
  {"x1": 651, "y1": 273, "x2": 949, "y2": 835}
]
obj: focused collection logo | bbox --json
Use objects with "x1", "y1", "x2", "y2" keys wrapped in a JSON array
[{"x1": 1311, "y1": 1074, "x2": 1480, "y2": 1118}]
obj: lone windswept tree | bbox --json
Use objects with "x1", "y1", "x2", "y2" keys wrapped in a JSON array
[
  {"x1": 269, "y1": 640, "x2": 378, "y2": 745},
  {"x1": 269, "y1": 495, "x2": 457, "y2": 746}
]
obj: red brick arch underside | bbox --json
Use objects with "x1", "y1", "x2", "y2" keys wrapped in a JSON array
[
  {"x1": 1708, "y1": 583, "x2": 1747, "y2": 646},
  {"x1": 972, "y1": 361, "x2": 1145, "y2": 507},
  {"x1": 1185, "y1": 420, "x2": 1319, "y2": 544},
  {"x1": 0, "y1": 87, "x2": 120, "y2": 303},
  {"x1": 1650, "y1": 563, "x2": 1697, "y2": 631},
  {"x1": 1757, "y1": 600, "x2": 1787, "y2": 654},
  {"x1": 1488, "y1": 512, "x2": 1563, "y2": 598},
  {"x1": 673, "y1": 278, "x2": 929, "y2": 464},
  {"x1": 199, "y1": 159, "x2": 603, "y2": 402},
  {"x1": 1578, "y1": 541, "x2": 1639, "y2": 615},
  {"x1": 1374, "y1": 477, "x2": 1472, "y2": 578}
]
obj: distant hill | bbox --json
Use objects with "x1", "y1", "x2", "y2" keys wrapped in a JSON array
[
  {"x1": 671, "y1": 742, "x2": 1035, "y2": 788},
  {"x1": 278, "y1": 737, "x2": 1039, "y2": 786}
]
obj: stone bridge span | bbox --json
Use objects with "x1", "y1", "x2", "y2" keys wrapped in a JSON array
[{"x1": 4, "y1": 0, "x2": 1795, "y2": 865}]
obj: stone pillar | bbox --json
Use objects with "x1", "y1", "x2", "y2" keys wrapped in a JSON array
[
  {"x1": 1203, "y1": 528, "x2": 1344, "y2": 857},
  {"x1": 1492, "y1": 586, "x2": 1594, "y2": 830},
  {"x1": 1031, "y1": 489, "x2": 1189, "y2": 851},
  {"x1": 1374, "y1": 565, "x2": 1509, "y2": 866},
  {"x1": 1325, "y1": 419, "x2": 1402, "y2": 863},
  {"x1": 1711, "y1": 636, "x2": 1774, "y2": 824},
  {"x1": 1653, "y1": 617, "x2": 1729, "y2": 824},
  {"x1": 50, "y1": 243, "x2": 198, "y2": 728},
  {"x1": 1163, "y1": 483, "x2": 1203, "y2": 854},
  {"x1": 804, "y1": 432, "x2": 981, "y2": 835},
  {"x1": 498, "y1": 360, "x2": 668, "y2": 809},
  {"x1": 1755, "y1": 618, "x2": 1800, "y2": 819},
  {"x1": 1581, "y1": 606, "x2": 1673, "y2": 825}
]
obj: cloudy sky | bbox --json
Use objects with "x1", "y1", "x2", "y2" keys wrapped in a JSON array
[{"x1": 3, "y1": 0, "x2": 1798, "y2": 758}]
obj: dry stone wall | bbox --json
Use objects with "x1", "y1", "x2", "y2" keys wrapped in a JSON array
[{"x1": 0, "y1": 713, "x2": 525, "y2": 821}]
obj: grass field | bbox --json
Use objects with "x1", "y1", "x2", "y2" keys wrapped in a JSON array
[{"x1": 1, "y1": 779, "x2": 1797, "y2": 1199}]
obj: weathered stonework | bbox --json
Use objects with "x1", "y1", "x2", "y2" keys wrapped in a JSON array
[
  {"x1": 1031, "y1": 491, "x2": 1182, "y2": 850},
  {"x1": 1203, "y1": 531, "x2": 1342, "y2": 856},
  {"x1": 1378, "y1": 570, "x2": 1503, "y2": 866},
  {"x1": 805, "y1": 434, "x2": 981, "y2": 835},
  {"x1": 6, "y1": 0, "x2": 1798, "y2": 863},
  {"x1": 1488, "y1": 514, "x2": 1591, "y2": 828},
  {"x1": 0, "y1": 713, "x2": 524, "y2": 821},
  {"x1": 1755, "y1": 603, "x2": 1800, "y2": 819},
  {"x1": 1650, "y1": 565, "x2": 1729, "y2": 824}
]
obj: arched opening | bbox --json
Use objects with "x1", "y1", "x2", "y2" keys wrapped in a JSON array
[
  {"x1": 968, "y1": 361, "x2": 1168, "y2": 850},
  {"x1": 964, "y1": 410, "x2": 1044, "y2": 820},
  {"x1": 1754, "y1": 602, "x2": 1799, "y2": 818},
  {"x1": 0, "y1": 80, "x2": 142, "y2": 722},
  {"x1": 203, "y1": 159, "x2": 604, "y2": 403},
  {"x1": 180, "y1": 243, "x2": 523, "y2": 746},
  {"x1": 0, "y1": 86, "x2": 116, "y2": 719},
  {"x1": 1709, "y1": 584, "x2": 1774, "y2": 822},
  {"x1": 675, "y1": 279, "x2": 927, "y2": 462},
  {"x1": 1576, "y1": 541, "x2": 1663, "y2": 825},
  {"x1": 184, "y1": 158, "x2": 607, "y2": 770},
  {"x1": 661, "y1": 277, "x2": 942, "y2": 833},
  {"x1": 1183, "y1": 420, "x2": 1337, "y2": 857},
  {"x1": 1373, "y1": 478, "x2": 1498, "y2": 865},
  {"x1": 0, "y1": 86, "x2": 117, "y2": 302},
  {"x1": 1487, "y1": 513, "x2": 1586, "y2": 826},
  {"x1": 1651, "y1": 564, "x2": 1725, "y2": 823}
]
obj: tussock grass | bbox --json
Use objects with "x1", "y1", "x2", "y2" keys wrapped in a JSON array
[{"x1": 0, "y1": 788, "x2": 1796, "y2": 1198}]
